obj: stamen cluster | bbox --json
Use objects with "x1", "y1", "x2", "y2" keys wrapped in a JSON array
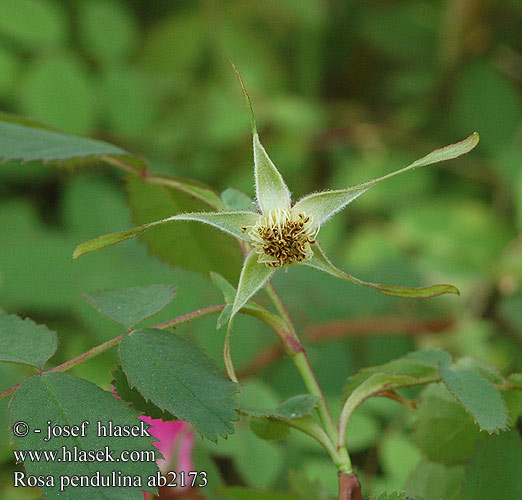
[{"x1": 244, "y1": 209, "x2": 319, "y2": 267}]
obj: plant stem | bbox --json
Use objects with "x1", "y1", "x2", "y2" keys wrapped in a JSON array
[
  {"x1": 0, "y1": 304, "x2": 225, "y2": 402},
  {"x1": 263, "y1": 282, "x2": 352, "y2": 472},
  {"x1": 338, "y1": 472, "x2": 363, "y2": 500}
]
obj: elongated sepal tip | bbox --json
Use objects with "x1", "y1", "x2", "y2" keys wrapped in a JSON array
[{"x1": 230, "y1": 60, "x2": 257, "y2": 134}]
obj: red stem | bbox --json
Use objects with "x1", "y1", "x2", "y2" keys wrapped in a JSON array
[{"x1": 338, "y1": 472, "x2": 363, "y2": 500}]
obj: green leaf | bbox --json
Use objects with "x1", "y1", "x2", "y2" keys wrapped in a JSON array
[
  {"x1": 73, "y1": 208, "x2": 255, "y2": 262},
  {"x1": 211, "y1": 272, "x2": 237, "y2": 303},
  {"x1": 344, "y1": 356, "x2": 440, "y2": 396},
  {"x1": 123, "y1": 176, "x2": 247, "y2": 283},
  {"x1": 294, "y1": 133, "x2": 479, "y2": 226},
  {"x1": 304, "y1": 243, "x2": 460, "y2": 297},
  {"x1": 439, "y1": 365, "x2": 508, "y2": 433},
  {"x1": 143, "y1": 173, "x2": 226, "y2": 210},
  {"x1": 243, "y1": 395, "x2": 319, "y2": 442},
  {"x1": 406, "y1": 348, "x2": 452, "y2": 367},
  {"x1": 112, "y1": 365, "x2": 176, "y2": 420},
  {"x1": 249, "y1": 418, "x2": 290, "y2": 441},
  {"x1": 341, "y1": 372, "x2": 437, "y2": 430},
  {"x1": 232, "y1": 250, "x2": 274, "y2": 316},
  {"x1": 254, "y1": 133, "x2": 292, "y2": 213},
  {"x1": 119, "y1": 328, "x2": 238, "y2": 441},
  {"x1": 413, "y1": 383, "x2": 484, "y2": 465},
  {"x1": 463, "y1": 430, "x2": 522, "y2": 500},
  {"x1": 242, "y1": 395, "x2": 320, "y2": 420},
  {"x1": 0, "y1": 309, "x2": 58, "y2": 369},
  {"x1": 83, "y1": 284, "x2": 176, "y2": 328},
  {"x1": 0, "y1": 117, "x2": 147, "y2": 171},
  {"x1": 222, "y1": 188, "x2": 255, "y2": 211},
  {"x1": 405, "y1": 460, "x2": 465, "y2": 500},
  {"x1": 217, "y1": 486, "x2": 299, "y2": 500},
  {"x1": 9, "y1": 372, "x2": 159, "y2": 499}
]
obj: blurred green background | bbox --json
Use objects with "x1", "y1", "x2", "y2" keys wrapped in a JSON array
[{"x1": 0, "y1": 0, "x2": 521, "y2": 498}]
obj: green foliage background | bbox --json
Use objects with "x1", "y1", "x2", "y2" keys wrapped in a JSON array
[{"x1": 0, "y1": 0, "x2": 521, "y2": 498}]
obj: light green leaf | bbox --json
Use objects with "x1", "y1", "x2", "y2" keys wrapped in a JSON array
[
  {"x1": 343, "y1": 356, "x2": 440, "y2": 397},
  {"x1": 211, "y1": 272, "x2": 237, "y2": 329},
  {"x1": 0, "y1": 117, "x2": 147, "y2": 171},
  {"x1": 224, "y1": 319, "x2": 238, "y2": 383},
  {"x1": 339, "y1": 371, "x2": 439, "y2": 448},
  {"x1": 249, "y1": 418, "x2": 291, "y2": 441},
  {"x1": 463, "y1": 430, "x2": 522, "y2": 500},
  {"x1": 304, "y1": 243, "x2": 460, "y2": 298},
  {"x1": 73, "y1": 211, "x2": 258, "y2": 261},
  {"x1": 9, "y1": 372, "x2": 159, "y2": 499},
  {"x1": 440, "y1": 365, "x2": 508, "y2": 433},
  {"x1": 0, "y1": 309, "x2": 58, "y2": 369},
  {"x1": 254, "y1": 133, "x2": 291, "y2": 213},
  {"x1": 406, "y1": 348, "x2": 452, "y2": 367},
  {"x1": 144, "y1": 173, "x2": 225, "y2": 210},
  {"x1": 119, "y1": 328, "x2": 239, "y2": 441},
  {"x1": 222, "y1": 188, "x2": 255, "y2": 211},
  {"x1": 211, "y1": 272, "x2": 237, "y2": 303},
  {"x1": 413, "y1": 383, "x2": 484, "y2": 465},
  {"x1": 232, "y1": 251, "x2": 275, "y2": 316},
  {"x1": 294, "y1": 133, "x2": 479, "y2": 226},
  {"x1": 242, "y1": 395, "x2": 319, "y2": 420},
  {"x1": 83, "y1": 284, "x2": 176, "y2": 327}
]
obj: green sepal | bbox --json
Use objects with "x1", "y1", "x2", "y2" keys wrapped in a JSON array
[
  {"x1": 73, "y1": 210, "x2": 259, "y2": 260},
  {"x1": 304, "y1": 243, "x2": 460, "y2": 298},
  {"x1": 293, "y1": 133, "x2": 479, "y2": 226},
  {"x1": 254, "y1": 133, "x2": 291, "y2": 213}
]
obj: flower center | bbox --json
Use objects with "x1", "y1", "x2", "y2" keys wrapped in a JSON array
[{"x1": 243, "y1": 209, "x2": 319, "y2": 268}]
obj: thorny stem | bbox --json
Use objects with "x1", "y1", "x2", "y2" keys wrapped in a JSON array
[
  {"x1": 0, "y1": 305, "x2": 226, "y2": 402},
  {"x1": 263, "y1": 282, "x2": 352, "y2": 473}
]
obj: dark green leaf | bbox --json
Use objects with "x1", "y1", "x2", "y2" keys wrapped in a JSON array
[
  {"x1": 0, "y1": 309, "x2": 58, "y2": 369},
  {"x1": 463, "y1": 430, "x2": 522, "y2": 500},
  {"x1": 83, "y1": 284, "x2": 176, "y2": 327},
  {"x1": 440, "y1": 365, "x2": 508, "y2": 433},
  {"x1": 0, "y1": 117, "x2": 147, "y2": 171},
  {"x1": 111, "y1": 365, "x2": 176, "y2": 421},
  {"x1": 119, "y1": 328, "x2": 239, "y2": 441},
  {"x1": 413, "y1": 384, "x2": 484, "y2": 465},
  {"x1": 125, "y1": 175, "x2": 242, "y2": 282},
  {"x1": 9, "y1": 372, "x2": 158, "y2": 499}
]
